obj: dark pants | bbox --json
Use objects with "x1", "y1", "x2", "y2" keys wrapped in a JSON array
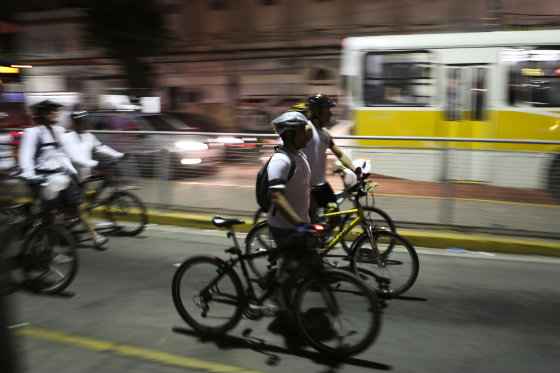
[
  {"x1": 310, "y1": 182, "x2": 339, "y2": 224},
  {"x1": 269, "y1": 226, "x2": 320, "y2": 284}
]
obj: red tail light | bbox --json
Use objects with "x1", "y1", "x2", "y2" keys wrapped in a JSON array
[
  {"x1": 311, "y1": 224, "x2": 325, "y2": 232},
  {"x1": 9, "y1": 131, "x2": 22, "y2": 145}
]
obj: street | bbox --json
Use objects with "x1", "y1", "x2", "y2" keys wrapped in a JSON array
[{"x1": 7, "y1": 224, "x2": 560, "y2": 373}]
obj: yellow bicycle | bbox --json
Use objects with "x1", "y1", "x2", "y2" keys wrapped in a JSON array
[{"x1": 245, "y1": 173, "x2": 419, "y2": 296}]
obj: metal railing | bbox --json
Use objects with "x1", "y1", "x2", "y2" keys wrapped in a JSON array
[{"x1": 2, "y1": 129, "x2": 559, "y2": 238}]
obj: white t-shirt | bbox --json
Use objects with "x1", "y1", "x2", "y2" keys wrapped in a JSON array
[
  {"x1": 63, "y1": 131, "x2": 123, "y2": 180},
  {"x1": 19, "y1": 125, "x2": 97, "y2": 179},
  {"x1": 267, "y1": 150, "x2": 311, "y2": 229},
  {"x1": 302, "y1": 125, "x2": 332, "y2": 186}
]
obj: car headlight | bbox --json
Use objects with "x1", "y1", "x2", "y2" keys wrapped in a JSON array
[
  {"x1": 215, "y1": 136, "x2": 244, "y2": 144},
  {"x1": 175, "y1": 141, "x2": 209, "y2": 151}
]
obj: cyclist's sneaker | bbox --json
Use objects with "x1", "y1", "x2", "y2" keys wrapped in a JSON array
[
  {"x1": 357, "y1": 248, "x2": 378, "y2": 263},
  {"x1": 93, "y1": 234, "x2": 109, "y2": 251},
  {"x1": 52, "y1": 253, "x2": 74, "y2": 264},
  {"x1": 95, "y1": 221, "x2": 115, "y2": 230},
  {"x1": 249, "y1": 301, "x2": 279, "y2": 317}
]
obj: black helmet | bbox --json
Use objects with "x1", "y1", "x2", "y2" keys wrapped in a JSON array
[
  {"x1": 307, "y1": 93, "x2": 336, "y2": 109},
  {"x1": 30, "y1": 100, "x2": 63, "y2": 119}
]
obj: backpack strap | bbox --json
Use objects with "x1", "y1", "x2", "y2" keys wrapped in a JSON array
[{"x1": 274, "y1": 146, "x2": 297, "y2": 181}]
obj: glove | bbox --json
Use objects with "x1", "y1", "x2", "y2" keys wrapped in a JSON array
[
  {"x1": 295, "y1": 223, "x2": 325, "y2": 235},
  {"x1": 354, "y1": 167, "x2": 362, "y2": 177}
]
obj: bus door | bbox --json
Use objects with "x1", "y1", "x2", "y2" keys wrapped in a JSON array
[{"x1": 443, "y1": 64, "x2": 493, "y2": 182}]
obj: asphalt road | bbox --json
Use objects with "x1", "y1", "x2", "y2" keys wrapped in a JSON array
[{"x1": 6, "y1": 224, "x2": 560, "y2": 373}]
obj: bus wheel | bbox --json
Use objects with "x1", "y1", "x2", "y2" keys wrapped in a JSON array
[{"x1": 547, "y1": 155, "x2": 560, "y2": 202}]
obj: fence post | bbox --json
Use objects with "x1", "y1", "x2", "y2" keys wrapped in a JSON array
[
  {"x1": 439, "y1": 141, "x2": 455, "y2": 228},
  {"x1": 157, "y1": 149, "x2": 172, "y2": 209}
]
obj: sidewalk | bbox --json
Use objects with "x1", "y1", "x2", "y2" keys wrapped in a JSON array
[{"x1": 116, "y1": 208, "x2": 560, "y2": 258}]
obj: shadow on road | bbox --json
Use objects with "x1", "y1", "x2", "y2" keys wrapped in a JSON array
[{"x1": 173, "y1": 326, "x2": 392, "y2": 372}]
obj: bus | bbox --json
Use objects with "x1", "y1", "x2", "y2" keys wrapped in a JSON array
[{"x1": 340, "y1": 29, "x2": 560, "y2": 199}]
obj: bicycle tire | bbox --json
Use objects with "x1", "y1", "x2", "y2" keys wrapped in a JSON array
[
  {"x1": 104, "y1": 191, "x2": 148, "y2": 236},
  {"x1": 350, "y1": 230, "x2": 419, "y2": 296},
  {"x1": 21, "y1": 224, "x2": 79, "y2": 295},
  {"x1": 293, "y1": 269, "x2": 382, "y2": 358},
  {"x1": 172, "y1": 256, "x2": 246, "y2": 336}
]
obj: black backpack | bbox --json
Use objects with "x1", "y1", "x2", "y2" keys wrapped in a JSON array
[{"x1": 255, "y1": 147, "x2": 297, "y2": 211}]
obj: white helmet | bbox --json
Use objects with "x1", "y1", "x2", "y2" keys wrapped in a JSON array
[
  {"x1": 271, "y1": 111, "x2": 309, "y2": 136},
  {"x1": 41, "y1": 174, "x2": 71, "y2": 200}
]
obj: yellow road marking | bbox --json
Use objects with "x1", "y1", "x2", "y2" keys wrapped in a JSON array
[{"x1": 17, "y1": 326, "x2": 263, "y2": 373}]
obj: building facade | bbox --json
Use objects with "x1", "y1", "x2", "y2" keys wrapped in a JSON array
[{"x1": 14, "y1": 0, "x2": 560, "y2": 130}]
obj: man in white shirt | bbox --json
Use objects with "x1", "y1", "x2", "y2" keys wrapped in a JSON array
[
  {"x1": 302, "y1": 94, "x2": 356, "y2": 218},
  {"x1": 64, "y1": 111, "x2": 124, "y2": 181},
  {"x1": 18, "y1": 100, "x2": 108, "y2": 249}
]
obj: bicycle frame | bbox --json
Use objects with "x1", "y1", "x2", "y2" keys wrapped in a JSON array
[
  {"x1": 319, "y1": 193, "x2": 383, "y2": 264},
  {"x1": 199, "y1": 230, "x2": 278, "y2": 307}
]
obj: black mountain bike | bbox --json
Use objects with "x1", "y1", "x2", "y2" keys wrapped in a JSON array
[
  {"x1": 172, "y1": 217, "x2": 388, "y2": 358},
  {"x1": 0, "y1": 177, "x2": 78, "y2": 295}
]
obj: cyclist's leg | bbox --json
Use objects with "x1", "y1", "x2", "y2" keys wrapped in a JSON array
[
  {"x1": 63, "y1": 179, "x2": 108, "y2": 248},
  {"x1": 268, "y1": 226, "x2": 306, "y2": 311}
]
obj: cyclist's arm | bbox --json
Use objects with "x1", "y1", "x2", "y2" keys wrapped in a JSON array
[
  {"x1": 18, "y1": 128, "x2": 38, "y2": 178},
  {"x1": 330, "y1": 141, "x2": 354, "y2": 171},
  {"x1": 270, "y1": 190, "x2": 306, "y2": 225},
  {"x1": 91, "y1": 134, "x2": 123, "y2": 159}
]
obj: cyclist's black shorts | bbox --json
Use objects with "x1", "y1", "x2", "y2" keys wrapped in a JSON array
[
  {"x1": 311, "y1": 182, "x2": 337, "y2": 208},
  {"x1": 269, "y1": 226, "x2": 318, "y2": 256}
]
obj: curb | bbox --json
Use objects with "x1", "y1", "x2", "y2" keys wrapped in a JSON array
[{"x1": 141, "y1": 209, "x2": 560, "y2": 258}]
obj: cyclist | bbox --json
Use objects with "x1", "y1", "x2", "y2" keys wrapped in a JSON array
[
  {"x1": 64, "y1": 111, "x2": 125, "y2": 181},
  {"x1": 262, "y1": 111, "x2": 325, "y2": 317},
  {"x1": 301, "y1": 93, "x2": 357, "y2": 220},
  {"x1": 18, "y1": 100, "x2": 109, "y2": 249}
]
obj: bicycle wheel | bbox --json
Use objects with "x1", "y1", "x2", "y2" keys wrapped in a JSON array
[
  {"x1": 21, "y1": 225, "x2": 78, "y2": 295},
  {"x1": 172, "y1": 256, "x2": 246, "y2": 336},
  {"x1": 361, "y1": 206, "x2": 396, "y2": 233},
  {"x1": 293, "y1": 269, "x2": 382, "y2": 358},
  {"x1": 104, "y1": 191, "x2": 148, "y2": 236},
  {"x1": 350, "y1": 231, "x2": 419, "y2": 296},
  {"x1": 245, "y1": 221, "x2": 277, "y2": 280}
]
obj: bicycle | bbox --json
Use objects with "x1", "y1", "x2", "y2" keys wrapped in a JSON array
[
  {"x1": 252, "y1": 167, "x2": 396, "y2": 235},
  {"x1": 246, "y1": 172, "x2": 419, "y2": 297},
  {"x1": 172, "y1": 216, "x2": 387, "y2": 358},
  {"x1": 79, "y1": 158, "x2": 148, "y2": 237},
  {"x1": 0, "y1": 174, "x2": 78, "y2": 295}
]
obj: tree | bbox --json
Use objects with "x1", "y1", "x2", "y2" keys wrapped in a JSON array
[{"x1": 83, "y1": 0, "x2": 169, "y2": 95}]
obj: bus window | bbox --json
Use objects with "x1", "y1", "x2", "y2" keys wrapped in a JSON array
[
  {"x1": 505, "y1": 48, "x2": 560, "y2": 107},
  {"x1": 363, "y1": 52, "x2": 433, "y2": 107},
  {"x1": 472, "y1": 68, "x2": 487, "y2": 121}
]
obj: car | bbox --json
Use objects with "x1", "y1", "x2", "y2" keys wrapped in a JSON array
[
  {"x1": 169, "y1": 111, "x2": 262, "y2": 163},
  {"x1": 83, "y1": 111, "x2": 225, "y2": 179}
]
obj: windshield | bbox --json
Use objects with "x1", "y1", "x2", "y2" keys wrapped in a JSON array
[{"x1": 140, "y1": 115, "x2": 195, "y2": 131}]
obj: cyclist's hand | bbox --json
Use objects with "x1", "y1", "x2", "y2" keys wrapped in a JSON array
[{"x1": 295, "y1": 223, "x2": 326, "y2": 236}]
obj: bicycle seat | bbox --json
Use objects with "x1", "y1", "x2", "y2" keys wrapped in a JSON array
[{"x1": 212, "y1": 216, "x2": 245, "y2": 228}]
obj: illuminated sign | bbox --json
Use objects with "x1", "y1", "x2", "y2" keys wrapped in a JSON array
[
  {"x1": 521, "y1": 68, "x2": 544, "y2": 77},
  {"x1": 0, "y1": 66, "x2": 20, "y2": 74}
]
